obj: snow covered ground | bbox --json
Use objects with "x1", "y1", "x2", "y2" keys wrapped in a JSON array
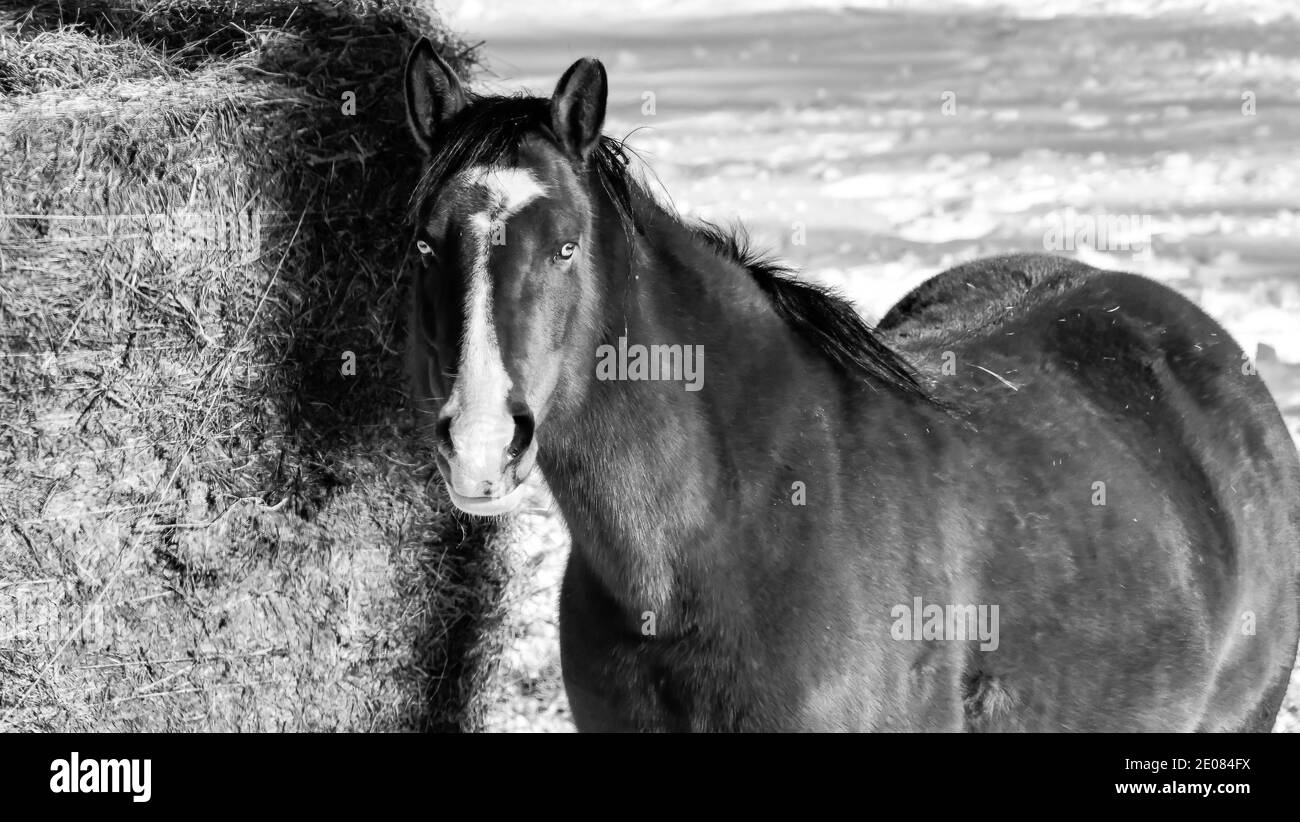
[{"x1": 438, "y1": 0, "x2": 1300, "y2": 731}]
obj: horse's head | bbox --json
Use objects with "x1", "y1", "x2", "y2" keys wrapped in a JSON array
[{"x1": 404, "y1": 38, "x2": 610, "y2": 516}]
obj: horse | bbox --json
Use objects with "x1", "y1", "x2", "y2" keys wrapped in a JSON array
[{"x1": 401, "y1": 38, "x2": 1300, "y2": 731}]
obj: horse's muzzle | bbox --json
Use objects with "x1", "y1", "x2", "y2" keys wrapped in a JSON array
[{"x1": 434, "y1": 407, "x2": 537, "y2": 516}]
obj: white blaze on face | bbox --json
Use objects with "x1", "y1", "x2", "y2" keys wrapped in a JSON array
[{"x1": 444, "y1": 166, "x2": 546, "y2": 494}]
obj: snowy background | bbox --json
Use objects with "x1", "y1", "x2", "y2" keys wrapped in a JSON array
[{"x1": 434, "y1": 0, "x2": 1300, "y2": 731}]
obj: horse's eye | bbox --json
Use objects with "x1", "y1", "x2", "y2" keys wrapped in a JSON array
[
  {"x1": 416, "y1": 240, "x2": 434, "y2": 256},
  {"x1": 558, "y1": 242, "x2": 578, "y2": 260}
]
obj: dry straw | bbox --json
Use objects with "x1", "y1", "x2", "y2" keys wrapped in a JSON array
[{"x1": 0, "y1": 0, "x2": 513, "y2": 731}]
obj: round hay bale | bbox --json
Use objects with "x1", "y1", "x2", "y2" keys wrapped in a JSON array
[{"x1": 0, "y1": 0, "x2": 507, "y2": 731}]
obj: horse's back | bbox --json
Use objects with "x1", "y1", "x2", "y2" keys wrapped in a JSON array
[
  {"x1": 879, "y1": 253, "x2": 1300, "y2": 731},
  {"x1": 877, "y1": 252, "x2": 1075, "y2": 339}
]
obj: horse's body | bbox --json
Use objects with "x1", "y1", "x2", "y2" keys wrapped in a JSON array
[
  {"x1": 558, "y1": 251, "x2": 1300, "y2": 731},
  {"x1": 402, "y1": 41, "x2": 1300, "y2": 731}
]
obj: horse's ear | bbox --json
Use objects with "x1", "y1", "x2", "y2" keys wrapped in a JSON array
[
  {"x1": 405, "y1": 37, "x2": 465, "y2": 154},
  {"x1": 550, "y1": 57, "x2": 607, "y2": 161}
]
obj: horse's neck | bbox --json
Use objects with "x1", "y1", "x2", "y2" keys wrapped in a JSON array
[{"x1": 540, "y1": 204, "x2": 831, "y2": 622}]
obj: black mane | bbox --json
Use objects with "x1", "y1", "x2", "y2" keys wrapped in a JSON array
[
  {"x1": 693, "y1": 225, "x2": 930, "y2": 401},
  {"x1": 408, "y1": 94, "x2": 929, "y2": 402}
]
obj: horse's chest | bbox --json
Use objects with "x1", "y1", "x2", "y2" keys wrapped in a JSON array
[{"x1": 560, "y1": 623, "x2": 754, "y2": 732}]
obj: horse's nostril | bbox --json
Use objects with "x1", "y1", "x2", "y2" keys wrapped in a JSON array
[
  {"x1": 434, "y1": 416, "x2": 453, "y2": 455},
  {"x1": 508, "y1": 407, "x2": 535, "y2": 462}
]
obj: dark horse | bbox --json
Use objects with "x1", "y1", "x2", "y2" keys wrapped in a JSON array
[{"x1": 402, "y1": 39, "x2": 1300, "y2": 731}]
